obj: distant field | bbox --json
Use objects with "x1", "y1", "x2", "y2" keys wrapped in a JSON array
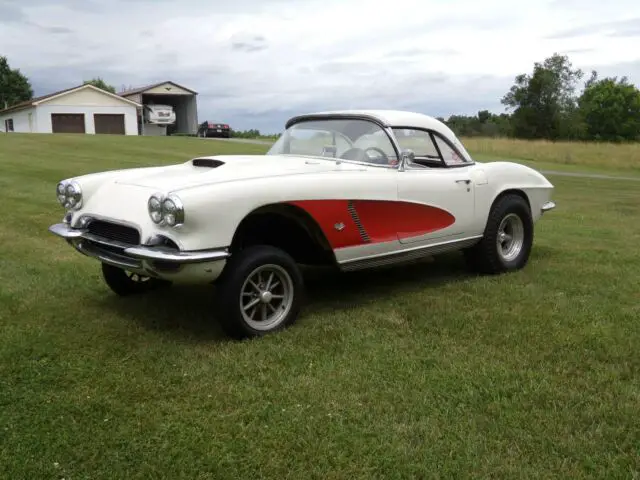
[
  {"x1": 1, "y1": 132, "x2": 638, "y2": 177},
  {"x1": 462, "y1": 136, "x2": 640, "y2": 175},
  {"x1": 1, "y1": 133, "x2": 639, "y2": 478}
]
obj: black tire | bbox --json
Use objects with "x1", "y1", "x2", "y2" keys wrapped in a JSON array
[
  {"x1": 216, "y1": 245, "x2": 304, "y2": 340},
  {"x1": 101, "y1": 263, "x2": 171, "y2": 296},
  {"x1": 464, "y1": 193, "x2": 533, "y2": 274}
]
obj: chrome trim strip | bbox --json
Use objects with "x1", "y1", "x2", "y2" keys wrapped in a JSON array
[
  {"x1": 123, "y1": 246, "x2": 230, "y2": 264},
  {"x1": 82, "y1": 232, "x2": 138, "y2": 249},
  {"x1": 49, "y1": 223, "x2": 86, "y2": 239},
  {"x1": 49, "y1": 223, "x2": 230, "y2": 265},
  {"x1": 347, "y1": 200, "x2": 371, "y2": 243},
  {"x1": 339, "y1": 235, "x2": 483, "y2": 271},
  {"x1": 541, "y1": 201, "x2": 556, "y2": 212},
  {"x1": 75, "y1": 241, "x2": 144, "y2": 270}
]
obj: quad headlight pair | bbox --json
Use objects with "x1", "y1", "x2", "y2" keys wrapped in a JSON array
[
  {"x1": 56, "y1": 180, "x2": 83, "y2": 210},
  {"x1": 148, "y1": 193, "x2": 185, "y2": 227}
]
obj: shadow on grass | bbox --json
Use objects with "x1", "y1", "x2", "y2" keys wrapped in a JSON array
[{"x1": 91, "y1": 252, "x2": 480, "y2": 342}]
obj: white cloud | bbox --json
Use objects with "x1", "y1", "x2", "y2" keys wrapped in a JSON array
[{"x1": 1, "y1": 0, "x2": 639, "y2": 131}]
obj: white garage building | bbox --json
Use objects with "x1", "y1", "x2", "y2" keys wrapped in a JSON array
[
  {"x1": 118, "y1": 81, "x2": 199, "y2": 136},
  {"x1": 0, "y1": 84, "x2": 141, "y2": 135}
]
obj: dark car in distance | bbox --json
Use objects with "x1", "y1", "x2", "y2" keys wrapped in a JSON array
[{"x1": 197, "y1": 121, "x2": 231, "y2": 138}]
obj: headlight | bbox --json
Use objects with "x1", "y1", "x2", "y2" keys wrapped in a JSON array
[
  {"x1": 147, "y1": 193, "x2": 184, "y2": 227},
  {"x1": 148, "y1": 194, "x2": 163, "y2": 224},
  {"x1": 162, "y1": 195, "x2": 184, "y2": 227},
  {"x1": 56, "y1": 180, "x2": 83, "y2": 210}
]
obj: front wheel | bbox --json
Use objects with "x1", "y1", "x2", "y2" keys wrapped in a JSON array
[
  {"x1": 101, "y1": 263, "x2": 171, "y2": 296},
  {"x1": 215, "y1": 245, "x2": 304, "y2": 339},
  {"x1": 464, "y1": 194, "x2": 533, "y2": 274}
]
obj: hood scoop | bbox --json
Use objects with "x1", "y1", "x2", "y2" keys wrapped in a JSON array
[{"x1": 192, "y1": 158, "x2": 225, "y2": 168}]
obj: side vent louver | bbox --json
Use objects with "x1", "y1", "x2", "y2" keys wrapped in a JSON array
[{"x1": 192, "y1": 158, "x2": 225, "y2": 168}]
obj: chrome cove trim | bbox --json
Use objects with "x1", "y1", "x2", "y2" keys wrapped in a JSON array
[
  {"x1": 48, "y1": 222, "x2": 230, "y2": 265},
  {"x1": 541, "y1": 201, "x2": 556, "y2": 212},
  {"x1": 347, "y1": 200, "x2": 371, "y2": 243},
  {"x1": 338, "y1": 235, "x2": 483, "y2": 271}
]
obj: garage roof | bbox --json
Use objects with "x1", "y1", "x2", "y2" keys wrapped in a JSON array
[
  {"x1": 0, "y1": 84, "x2": 142, "y2": 115},
  {"x1": 118, "y1": 81, "x2": 198, "y2": 96}
]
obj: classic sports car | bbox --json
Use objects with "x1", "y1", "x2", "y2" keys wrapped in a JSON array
[{"x1": 49, "y1": 110, "x2": 556, "y2": 339}]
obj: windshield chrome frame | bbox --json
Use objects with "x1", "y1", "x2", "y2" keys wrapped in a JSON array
[{"x1": 273, "y1": 114, "x2": 403, "y2": 170}]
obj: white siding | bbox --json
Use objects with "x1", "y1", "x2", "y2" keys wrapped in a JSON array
[
  {"x1": 36, "y1": 105, "x2": 138, "y2": 135},
  {"x1": 39, "y1": 87, "x2": 137, "y2": 108},
  {"x1": 0, "y1": 108, "x2": 36, "y2": 133}
]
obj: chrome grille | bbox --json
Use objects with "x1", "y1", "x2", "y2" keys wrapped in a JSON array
[{"x1": 86, "y1": 220, "x2": 140, "y2": 245}]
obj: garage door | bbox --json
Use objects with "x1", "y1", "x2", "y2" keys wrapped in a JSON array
[
  {"x1": 94, "y1": 114, "x2": 125, "y2": 135},
  {"x1": 51, "y1": 113, "x2": 85, "y2": 133}
]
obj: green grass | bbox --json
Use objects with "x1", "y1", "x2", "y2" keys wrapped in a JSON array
[{"x1": 1, "y1": 133, "x2": 640, "y2": 479}]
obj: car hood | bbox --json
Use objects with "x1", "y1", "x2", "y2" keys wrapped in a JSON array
[{"x1": 112, "y1": 154, "x2": 366, "y2": 192}]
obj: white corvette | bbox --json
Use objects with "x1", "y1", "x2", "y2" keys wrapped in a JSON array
[{"x1": 49, "y1": 110, "x2": 556, "y2": 339}]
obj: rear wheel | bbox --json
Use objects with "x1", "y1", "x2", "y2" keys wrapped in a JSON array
[
  {"x1": 216, "y1": 245, "x2": 304, "y2": 339},
  {"x1": 101, "y1": 263, "x2": 171, "y2": 296},
  {"x1": 464, "y1": 193, "x2": 533, "y2": 274}
]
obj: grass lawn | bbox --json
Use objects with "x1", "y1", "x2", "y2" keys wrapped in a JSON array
[{"x1": 1, "y1": 133, "x2": 639, "y2": 479}]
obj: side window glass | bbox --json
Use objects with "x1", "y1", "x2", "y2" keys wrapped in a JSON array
[
  {"x1": 394, "y1": 129, "x2": 440, "y2": 159},
  {"x1": 433, "y1": 135, "x2": 468, "y2": 166}
]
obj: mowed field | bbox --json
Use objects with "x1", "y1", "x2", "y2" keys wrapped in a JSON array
[{"x1": 1, "y1": 133, "x2": 639, "y2": 479}]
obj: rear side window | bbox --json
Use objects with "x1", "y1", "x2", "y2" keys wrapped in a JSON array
[{"x1": 433, "y1": 135, "x2": 470, "y2": 166}]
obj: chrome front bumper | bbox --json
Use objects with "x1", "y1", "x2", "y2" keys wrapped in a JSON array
[
  {"x1": 49, "y1": 222, "x2": 230, "y2": 281},
  {"x1": 541, "y1": 201, "x2": 556, "y2": 213}
]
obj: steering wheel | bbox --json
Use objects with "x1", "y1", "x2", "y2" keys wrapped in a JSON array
[{"x1": 364, "y1": 147, "x2": 390, "y2": 165}]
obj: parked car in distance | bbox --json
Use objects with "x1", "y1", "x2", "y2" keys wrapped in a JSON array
[
  {"x1": 143, "y1": 104, "x2": 176, "y2": 125},
  {"x1": 197, "y1": 121, "x2": 231, "y2": 138},
  {"x1": 49, "y1": 110, "x2": 556, "y2": 339}
]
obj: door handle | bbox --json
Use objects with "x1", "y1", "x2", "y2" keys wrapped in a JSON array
[{"x1": 455, "y1": 179, "x2": 471, "y2": 184}]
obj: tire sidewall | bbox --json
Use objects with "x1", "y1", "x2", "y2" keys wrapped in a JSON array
[
  {"x1": 488, "y1": 196, "x2": 533, "y2": 271},
  {"x1": 216, "y1": 245, "x2": 304, "y2": 339},
  {"x1": 101, "y1": 263, "x2": 168, "y2": 296}
]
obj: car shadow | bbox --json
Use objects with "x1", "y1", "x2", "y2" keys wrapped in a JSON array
[
  {"x1": 90, "y1": 252, "x2": 480, "y2": 342},
  {"x1": 91, "y1": 247, "x2": 556, "y2": 342}
]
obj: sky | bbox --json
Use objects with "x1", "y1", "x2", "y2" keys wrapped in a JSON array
[{"x1": 1, "y1": 0, "x2": 639, "y2": 133}]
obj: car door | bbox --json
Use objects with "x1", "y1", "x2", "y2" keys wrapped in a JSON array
[{"x1": 395, "y1": 129, "x2": 476, "y2": 245}]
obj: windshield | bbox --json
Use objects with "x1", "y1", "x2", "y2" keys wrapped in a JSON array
[{"x1": 267, "y1": 118, "x2": 399, "y2": 166}]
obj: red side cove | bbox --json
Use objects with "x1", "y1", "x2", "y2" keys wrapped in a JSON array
[{"x1": 288, "y1": 199, "x2": 455, "y2": 249}]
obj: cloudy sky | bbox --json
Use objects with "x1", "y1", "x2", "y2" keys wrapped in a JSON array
[{"x1": 1, "y1": 0, "x2": 639, "y2": 132}]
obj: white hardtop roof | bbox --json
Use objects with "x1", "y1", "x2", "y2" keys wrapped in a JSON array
[
  {"x1": 286, "y1": 109, "x2": 459, "y2": 142},
  {"x1": 285, "y1": 109, "x2": 473, "y2": 161}
]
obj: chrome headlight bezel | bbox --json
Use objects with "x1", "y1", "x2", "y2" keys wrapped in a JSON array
[
  {"x1": 56, "y1": 180, "x2": 83, "y2": 210},
  {"x1": 147, "y1": 192, "x2": 185, "y2": 227},
  {"x1": 148, "y1": 193, "x2": 164, "y2": 224},
  {"x1": 162, "y1": 194, "x2": 185, "y2": 227}
]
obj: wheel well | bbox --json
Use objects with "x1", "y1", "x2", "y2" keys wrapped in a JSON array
[
  {"x1": 492, "y1": 189, "x2": 531, "y2": 212},
  {"x1": 230, "y1": 204, "x2": 336, "y2": 266}
]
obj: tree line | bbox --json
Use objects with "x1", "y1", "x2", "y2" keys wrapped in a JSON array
[
  {"x1": 440, "y1": 53, "x2": 640, "y2": 142},
  {"x1": 2, "y1": 53, "x2": 639, "y2": 142}
]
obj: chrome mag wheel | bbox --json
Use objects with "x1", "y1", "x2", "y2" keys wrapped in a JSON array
[
  {"x1": 239, "y1": 264, "x2": 294, "y2": 331},
  {"x1": 496, "y1": 213, "x2": 525, "y2": 262}
]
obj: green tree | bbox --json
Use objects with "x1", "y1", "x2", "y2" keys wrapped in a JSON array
[
  {"x1": 501, "y1": 53, "x2": 583, "y2": 140},
  {"x1": 0, "y1": 56, "x2": 33, "y2": 109},
  {"x1": 83, "y1": 77, "x2": 116, "y2": 93},
  {"x1": 578, "y1": 71, "x2": 640, "y2": 142}
]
